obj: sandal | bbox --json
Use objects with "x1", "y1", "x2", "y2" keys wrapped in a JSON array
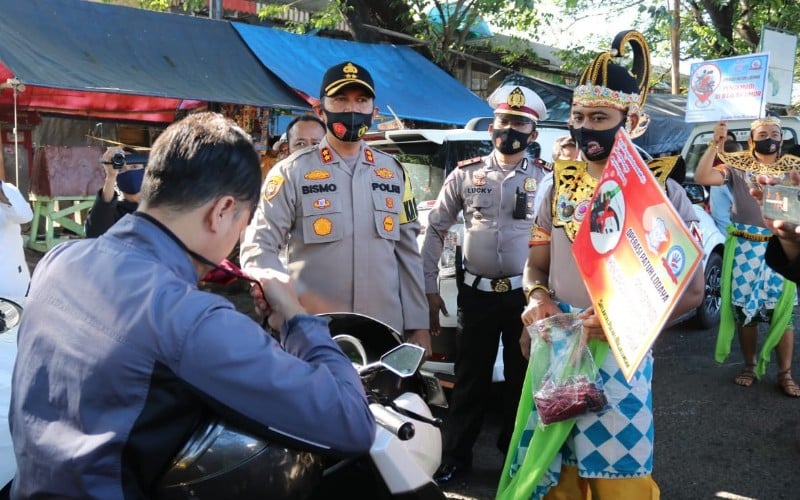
[
  {"x1": 777, "y1": 370, "x2": 800, "y2": 398},
  {"x1": 734, "y1": 365, "x2": 756, "y2": 387}
]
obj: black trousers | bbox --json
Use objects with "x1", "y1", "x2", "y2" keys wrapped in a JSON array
[{"x1": 440, "y1": 284, "x2": 527, "y2": 466}]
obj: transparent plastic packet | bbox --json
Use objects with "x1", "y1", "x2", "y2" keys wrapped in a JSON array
[{"x1": 528, "y1": 312, "x2": 608, "y2": 425}]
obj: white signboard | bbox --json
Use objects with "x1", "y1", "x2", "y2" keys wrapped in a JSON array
[
  {"x1": 686, "y1": 53, "x2": 770, "y2": 123},
  {"x1": 760, "y1": 27, "x2": 797, "y2": 106}
]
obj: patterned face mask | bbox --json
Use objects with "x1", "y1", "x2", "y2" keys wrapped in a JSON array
[{"x1": 322, "y1": 108, "x2": 373, "y2": 142}]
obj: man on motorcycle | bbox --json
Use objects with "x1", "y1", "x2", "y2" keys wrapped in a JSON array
[{"x1": 8, "y1": 112, "x2": 376, "y2": 499}]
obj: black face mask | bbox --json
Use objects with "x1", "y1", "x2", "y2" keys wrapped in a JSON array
[
  {"x1": 322, "y1": 108, "x2": 373, "y2": 142},
  {"x1": 569, "y1": 118, "x2": 627, "y2": 162},
  {"x1": 492, "y1": 127, "x2": 530, "y2": 155},
  {"x1": 753, "y1": 137, "x2": 781, "y2": 155}
]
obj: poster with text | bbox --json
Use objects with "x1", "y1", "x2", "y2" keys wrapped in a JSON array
[
  {"x1": 572, "y1": 131, "x2": 702, "y2": 382},
  {"x1": 685, "y1": 53, "x2": 770, "y2": 123}
]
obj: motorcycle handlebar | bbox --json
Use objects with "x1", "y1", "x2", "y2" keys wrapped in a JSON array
[{"x1": 370, "y1": 403, "x2": 415, "y2": 441}]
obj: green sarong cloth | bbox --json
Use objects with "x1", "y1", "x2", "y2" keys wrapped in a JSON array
[
  {"x1": 715, "y1": 226, "x2": 796, "y2": 379},
  {"x1": 496, "y1": 339, "x2": 609, "y2": 500}
]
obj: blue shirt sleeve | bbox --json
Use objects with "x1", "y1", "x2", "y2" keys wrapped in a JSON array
[{"x1": 176, "y1": 305, "x2": 375, "y2": 456}]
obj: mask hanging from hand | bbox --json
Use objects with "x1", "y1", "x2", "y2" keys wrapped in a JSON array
[
  {"x1": 753, "y1": 138, "x2": 781, "y2": 155},
  {"x1": 322, "y1": 108, "x2": 373, "y2": 142},
  {"x1": 116, "y1": 168, "x2": 145, "y2": 194},
  {"x1": 569, "y1": 118, "x2": 627, "y2": 162},
  {"x1": 492, "y1": 128, "x2": 530, "y2": 155}
]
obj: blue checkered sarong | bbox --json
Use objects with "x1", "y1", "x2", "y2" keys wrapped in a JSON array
[
  {"x1": 507, "y1": 305, "x2": 654, "y2": 499},
  {"x1": 730, "y1": 223, "x2": 795, "y2": 324}
]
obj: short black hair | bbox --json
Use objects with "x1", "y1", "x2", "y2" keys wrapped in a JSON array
[
  {"x1": 286, "y1": 115, "x2": 326, "y2": 144},
  {"x1": 140, "y1": 112, "x2": 261, "y2": 212}
]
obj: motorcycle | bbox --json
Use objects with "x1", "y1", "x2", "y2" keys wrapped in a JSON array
[{"x1": 157, "y1": 312, "x2": 448, "y2": 499}]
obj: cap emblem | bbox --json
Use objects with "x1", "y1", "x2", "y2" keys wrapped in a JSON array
[{"x1": 507, "y1": 87, "x2": 526, "y2": 108}]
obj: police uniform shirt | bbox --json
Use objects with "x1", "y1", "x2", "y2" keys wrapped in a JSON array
[
  {"x1": 421, "y1": 153, "x2": 546, "y2": 292},
  {"x1": 240, "y1": 136, "x2": 428, "y2": 333}
]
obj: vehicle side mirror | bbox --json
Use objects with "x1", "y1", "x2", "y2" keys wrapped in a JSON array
[
  {"x1": 380, "y1": 344, "x2": 425, "y2": 377},
  {"x1": 683, "y1": 182, "x2": 708, "y2": 205}
]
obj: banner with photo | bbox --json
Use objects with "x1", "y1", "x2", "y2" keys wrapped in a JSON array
[
  {"x1": 572, "y1": 131, "x2": 702, "y2": 382},
  {"x1": 686, "y1": 53, "x2": 770, "y2": 123}
]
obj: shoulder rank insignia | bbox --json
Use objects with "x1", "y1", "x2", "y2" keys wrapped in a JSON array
[
  {"x1": 374, "y1": 167, "x2": 394, "y2": 179},
  {"x1": 304, "y1": 169, "x2": 330, "y2": 180},
  {"x1": 364, "y1": 148, "x2": 375, "y2": 164},
  {"x1": 320, "y1": 147, "x2": 334, "y2": 164},
  {"x1": 457, "y1": 156, "x2": 482, "y2": 168}
]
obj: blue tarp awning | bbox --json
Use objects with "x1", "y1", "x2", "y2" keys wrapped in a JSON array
[
  {"x1": 233, "y1": 23, "x2": 492, "y2": 127},
  {"x1": 0, "y1": 0, "x2": 307, "y2": 110}
]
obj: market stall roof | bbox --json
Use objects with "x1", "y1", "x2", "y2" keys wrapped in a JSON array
[
  {"x1": 0, "y1": 0, "x2": 307, "y2": 121},
  {"x1": 233, "y1": 23, "x2": 492, "y2": 127}
]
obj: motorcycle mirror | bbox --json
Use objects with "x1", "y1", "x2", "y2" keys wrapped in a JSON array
[
  {"x1": 379, "y1": 343, "x2": 425, "y2": 378},
  {"x1": 332, "y1": 334, "x2": 368, "y2": 366},
  {"x1": 0, "y1": 298, "x2": 23, "y2": 334}
]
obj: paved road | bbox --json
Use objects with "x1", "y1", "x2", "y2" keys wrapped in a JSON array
[{"x1": 439, "y1": 317, "x2": 800, "y2": 500}]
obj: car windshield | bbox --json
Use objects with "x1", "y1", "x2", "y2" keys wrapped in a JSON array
[{"x1": 379, "y1": 138, "x2": 493, "y2": 204}]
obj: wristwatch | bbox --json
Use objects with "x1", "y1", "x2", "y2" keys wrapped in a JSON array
[{"x1": 524, "y1": 281, "x2": 555, "y2": 303}]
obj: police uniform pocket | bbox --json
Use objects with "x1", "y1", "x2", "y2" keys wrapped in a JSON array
[
  {"x1": 299, "y1": 185, "x2": 343, "y2": 244},
  {"x1": 371, "y1": 189, "x2": 401, "y2": 241},
  {"x1": 466, "y1": 193, "x2": 494, "y2": 225},
  {"x1": 300, "y1": 189, "x2": 342, "y2": 216},
  {"x1": 301, "y1": 212, "x2": 343, "y2": 244}
]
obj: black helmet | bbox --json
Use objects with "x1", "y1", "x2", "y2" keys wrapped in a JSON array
[{"x1": 156, "y1": 418, "x2": 323, "y2": 499}]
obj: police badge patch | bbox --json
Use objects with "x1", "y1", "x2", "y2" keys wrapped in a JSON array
[
  {"x1": 264, "y1": 174, "x2": 284, "y2": 202},
  {"x1": 313, "y1": 217, "x2": 333, "y2": 236}
]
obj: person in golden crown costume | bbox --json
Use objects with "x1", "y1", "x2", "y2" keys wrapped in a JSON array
[
  {"x1": 497, "y1": 31, "x2": 704, "y2": 500},
  {"x1": 695, "y1": 116, "x2": 800, "y2": 397}
]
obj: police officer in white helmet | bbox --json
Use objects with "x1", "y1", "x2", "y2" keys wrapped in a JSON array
[{"x1": 422, "y1": 85, "x2": 549, "y2": 482}]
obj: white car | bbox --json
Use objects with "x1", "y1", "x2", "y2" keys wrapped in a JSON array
[{"x1": 0, "y1": 296, "x2": 22, "y2": 489}]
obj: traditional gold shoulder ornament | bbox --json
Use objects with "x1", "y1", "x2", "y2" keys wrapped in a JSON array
[
  {"x1": 646, "y1": 156, "x2": 679, "y2": 187},
  {"x1": 716, "y1": 150, "x2": 800, "y2": 176}
]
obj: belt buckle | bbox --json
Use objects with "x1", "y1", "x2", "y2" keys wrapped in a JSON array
[{"x1": 491, "y1": 278, "x2": 510, "y2": 293}]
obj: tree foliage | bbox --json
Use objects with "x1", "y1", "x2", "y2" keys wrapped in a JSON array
[
  {"x1": 340, "y1": 0, "x2": 543, "y2": 74},
  {"x1": 256, "y1": 1, "x2": 350, "y2": 34},
  {"x1": 133, "y1": 0, "x2": 207, "y2": 12},
  {"x1": 544, "y1": 0, "x2": 800, "y2": 96}
]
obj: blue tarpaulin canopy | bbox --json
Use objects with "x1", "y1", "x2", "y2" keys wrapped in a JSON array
[
  {"x1": 0, "y1": 0, "x2": 307, "y2": 111},
  {"x1": 233, "y1": 23, "x2": 492, "y2": 127}
]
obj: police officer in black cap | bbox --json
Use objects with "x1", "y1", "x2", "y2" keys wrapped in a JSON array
[{"x1": 241, "y1": 61, "x2": 431, "y2": 353}]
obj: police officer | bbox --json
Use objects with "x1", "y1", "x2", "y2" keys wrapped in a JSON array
[
  {"x1": 240, "y1": 61, "x2": 431, "y2": 352},
  {"x1": 422, "y1": 85, "x2": 549, "y2": 482}
]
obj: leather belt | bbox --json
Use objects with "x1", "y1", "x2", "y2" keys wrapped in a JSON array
[{"x1": 463, "y1": 270, "x2": 523, "y2": 293}]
